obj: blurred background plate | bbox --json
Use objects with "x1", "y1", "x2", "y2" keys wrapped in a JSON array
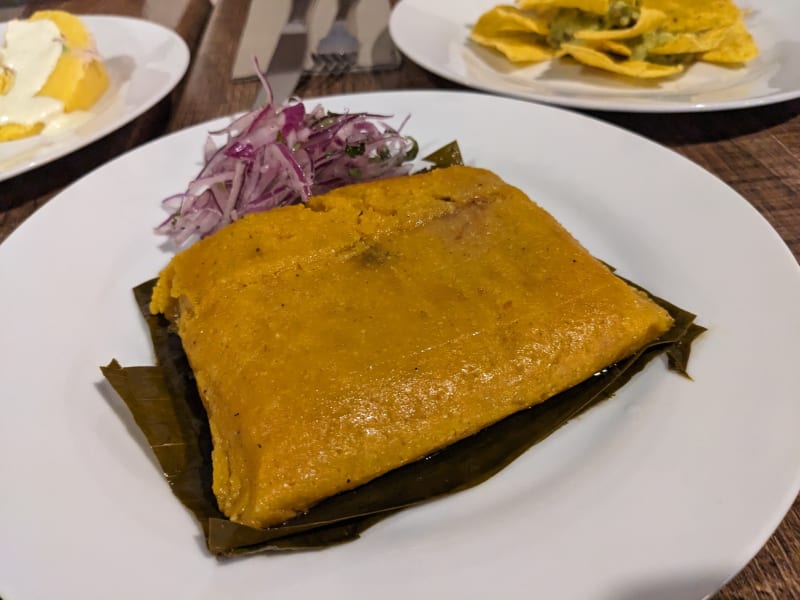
[
  {"x1": 0, "y1": 15, "x2": 189, "y2": 182},
  {"x1": 389, "y1": 0, "x2": 800, "y2": 112}
]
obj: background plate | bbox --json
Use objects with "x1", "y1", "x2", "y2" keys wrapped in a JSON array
[
  {"x1": 0, "y1": 15, "x2": 189, "y2": 181},
  {"x1": 1, "y1": 91, "x2": 798, "y2": 600},
  {"x1": 389, "y1": 0, "x2": 800, "y2": 112}
]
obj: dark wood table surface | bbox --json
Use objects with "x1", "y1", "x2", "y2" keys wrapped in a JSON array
[{"x1": 1, "y1": 1, "x2": 797, "y2": 598}]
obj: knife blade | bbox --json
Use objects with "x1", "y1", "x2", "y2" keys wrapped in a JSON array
[{"x1": 253, "y1": 0, "x2": 310, "y2": 108}]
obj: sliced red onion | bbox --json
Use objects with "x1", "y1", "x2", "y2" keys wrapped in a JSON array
[{"x1": 156, "y1": 91, "x2": 418, "y2": 245}]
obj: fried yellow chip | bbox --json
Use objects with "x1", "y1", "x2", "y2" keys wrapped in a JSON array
[
  {"x1": 518, "y1": 0, "x2": 610, "y2": 14},
  {"x1": 641, "y1": 0, "x2": 740, "y2": 33},
  {"x1": 471, "y1": 30, "x2": 555, "y2": 63},
  {"x1": 588, "y1": 39, "x2": 633, "y2": 57},
  {"x1": 472, "y1": 5, "x2": 552, "y2": 37},
  {"x1": 647, "y1": 27, "x2": 730, "y2": 54},
  {"x1": 575, "y1": 8, "x2": 666, "y2": 40},
  {"x1": 469, "y1": 0, "x2": 756, "y2": 77},
  {"x1": 561, "y1": 42, "x2": 684, "y2": 77},
  {"x1": 700, "y1": 18, "x2": 758, "y2": 63}
]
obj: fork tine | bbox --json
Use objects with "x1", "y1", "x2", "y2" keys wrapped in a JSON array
[
  {"x1": 310, "y1": 0, "x2": 359, "y2": 77},
  {"x1": 311, "y1": 51, "x2": 357, "y2": 77}
]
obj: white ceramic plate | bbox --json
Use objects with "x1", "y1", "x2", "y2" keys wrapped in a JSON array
[
  {"x1": 389, "y1": 0, "x2": 800, "y2": 112},
  {"x1": 0, "y1": 15, "x2": 189, "y2": 181},
  {"x1": 1, "y1": 91, "x2": 798, "y2": 600}
]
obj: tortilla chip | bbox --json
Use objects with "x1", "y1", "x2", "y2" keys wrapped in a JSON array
[
  {"x1": 469, "y1": 0, "x2": 756, "y2": 76},
  {"x1": 472, "y1": 5, "x2": 552, "y2": 37},
  {"x1": 641, "y1": 0, "x2": 740, "y2": 33},
  {"x1": 471, "y1": 30, "x2": 555, "y2": 63},
  {"x1": 561, "y1": 42, "x2": 684, "y2": 77},
  {"x1": 648, "y1": 27, "x2": 731, "y2": 54},
  {"x1": 589, "y1": 39, "x2": 633, "y2": 57},
  {"x1": 575, "y1": 8, "x2": 667, "y2": 40},
  {"x1": 518, "y1": 0, "x2": 610, "y2": 14},
  {"x1": 700, "y1": 18, "x2": 758, "y2": 63}
]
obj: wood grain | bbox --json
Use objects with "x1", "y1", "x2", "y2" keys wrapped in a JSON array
[{"x1": 0, "y1": 0, "x2": 797, "y2": 597}]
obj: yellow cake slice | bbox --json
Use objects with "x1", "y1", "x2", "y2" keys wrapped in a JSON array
[
  {"x1": 0, "y1": 10, "x2": 108, "y2": 142},
  {"x1": 29, "y1": 11, "x2": 108, "y2": 112},
  {"x1": 151, "y1": 166, "x2": 673, "y2": 529}
]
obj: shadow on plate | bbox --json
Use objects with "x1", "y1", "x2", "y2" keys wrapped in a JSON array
[{"x1": 604, "y1": 571, "x2": 734, "y2": 600}]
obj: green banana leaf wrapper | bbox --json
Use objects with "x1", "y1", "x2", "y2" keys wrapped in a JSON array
[{"x1": 102, "y1": 277, "x2": 704, "y2": 557}]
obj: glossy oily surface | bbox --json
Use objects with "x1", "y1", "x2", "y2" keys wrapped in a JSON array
[
  {"x1": 0, "y1": 91, "x2": 798, "y2": 599},
  {"x1": 151, "y1": 166, "x2": 672, "y2": 529},
  {"x1": 389, "y1": 0, "x2": 800, "y2": 112},
  {"x1": 0, "y1": 15, "x2": 188, "y2": 181}
]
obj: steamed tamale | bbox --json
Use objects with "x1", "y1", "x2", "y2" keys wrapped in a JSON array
[{"x1": 150, "y1": 166, "x2": 673, "y2": 529}]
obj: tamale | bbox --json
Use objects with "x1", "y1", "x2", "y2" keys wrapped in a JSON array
[
  {"x1": 103, "y1": 281, "x2": 700, "y2": 555},
  {"x1": 149, "y1": 166, "x2": 674, "y2": 530}
]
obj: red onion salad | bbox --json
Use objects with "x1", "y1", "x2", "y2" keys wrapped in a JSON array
[{"x1": 155, "y1": 90, "x2": 419, "y2": 245}]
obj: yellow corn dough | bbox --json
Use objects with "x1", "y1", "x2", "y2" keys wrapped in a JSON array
[{"x1": 151, "y1": 166, "x2": 673, "y2": 529}]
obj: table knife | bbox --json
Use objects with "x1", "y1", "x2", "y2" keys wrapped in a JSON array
[{"x1": 253, "y1": 0, "x2": 310, "y2": 108}]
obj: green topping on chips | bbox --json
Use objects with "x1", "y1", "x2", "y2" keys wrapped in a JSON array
[{"x1": 470, "y1": 0, "x2": 757, "y2": 79}]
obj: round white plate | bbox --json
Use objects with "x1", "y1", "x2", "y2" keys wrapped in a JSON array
[
  {"x1": 0, "y1": 15, "x2": 189, "y2": 181},
  {"x1": 1, "y1": 91, "x2": 798, "y2": 600},
  {"x1": 389, "y1": 0, "x2": 800, "y2": 112}
]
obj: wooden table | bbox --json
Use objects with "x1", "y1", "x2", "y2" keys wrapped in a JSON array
[{"x1": 1, "y1": 1, "x2": 798, "y2": 597}]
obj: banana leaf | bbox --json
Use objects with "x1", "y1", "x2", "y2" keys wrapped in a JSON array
[
  {"x1": 422, "y1": 140, "x2": 464, "y2": 168},
  {"x1": 102, "y1": 278, "x2": 703, "y2": 556}
]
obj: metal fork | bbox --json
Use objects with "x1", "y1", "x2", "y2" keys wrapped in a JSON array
[{"x1": 311, "y1": 0, "x2": 359, "y2": 76}]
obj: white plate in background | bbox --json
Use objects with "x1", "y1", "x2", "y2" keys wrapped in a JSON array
[
  {"x1": 389, "y1": 0, "x2": 800, "y2": 112},
  {"x1": 0, "y1": 15, "x2": 189, "y2": 181}
]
